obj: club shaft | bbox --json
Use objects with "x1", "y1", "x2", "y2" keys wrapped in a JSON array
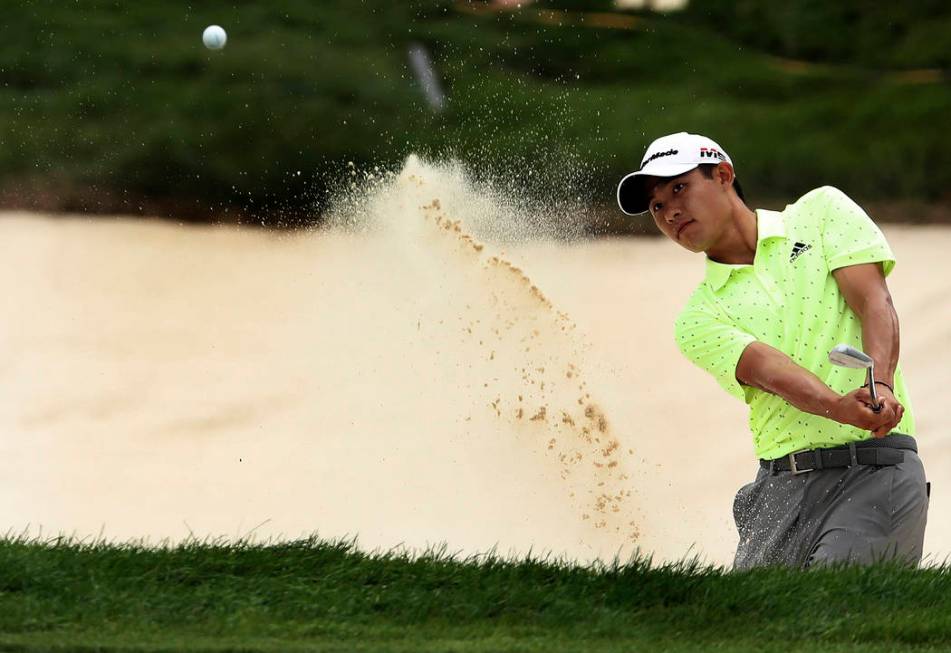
[{"x1": 867, "y1": 367, "x2": 880, "y2": 411}]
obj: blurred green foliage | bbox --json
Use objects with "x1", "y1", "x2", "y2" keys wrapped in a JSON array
[
  {"x1": 0, "y1": 0, "x2": 947, "y2": 225},
  {"x1": 681, "y1": 0, "x2": 951, "y2": 69}
]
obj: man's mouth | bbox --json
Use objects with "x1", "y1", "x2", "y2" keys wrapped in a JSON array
[{"x1": 676, "y1": 220, "x2": 694, "y2": 238}]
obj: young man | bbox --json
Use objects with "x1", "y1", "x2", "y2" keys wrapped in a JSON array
[{"x1": 616, "y1": 132, "x2": 929, "y2": 569}]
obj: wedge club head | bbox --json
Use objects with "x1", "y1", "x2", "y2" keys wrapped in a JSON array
[{"x1": 829, "y1": 344, "x2": 880, "y2": 411}]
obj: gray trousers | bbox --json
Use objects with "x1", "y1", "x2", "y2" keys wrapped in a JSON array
[{"x1": 733, "y1": 435, "x2": 930, "y2": 569}]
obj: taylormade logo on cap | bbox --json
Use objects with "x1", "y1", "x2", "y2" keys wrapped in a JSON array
[
  {"x1": 617, "y1": 132, "x2": 735, "y2": 216},
  {"x1": 645, "y1": 148, "x2": 679, "y2": 163}
]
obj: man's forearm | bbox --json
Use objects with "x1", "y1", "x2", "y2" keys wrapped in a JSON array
[
  {"x1": 737, "y1": 342, "x2": 838, "y2": 417},
  {"x1": 830, "y1": 263, "x2": 900, "y2": 387},
  {"x1": 859, "y1": 296, "x2": 900, "y2": 386}
]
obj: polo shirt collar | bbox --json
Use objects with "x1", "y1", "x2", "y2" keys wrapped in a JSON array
[{"x1": 704, "y1": 209, "x2": 786, "y2": 291}]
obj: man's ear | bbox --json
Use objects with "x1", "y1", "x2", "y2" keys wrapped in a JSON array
[{"x1": 716, "y1": 162, "x2": 735, "y2": 189}]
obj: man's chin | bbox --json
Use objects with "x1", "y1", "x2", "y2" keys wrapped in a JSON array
[{"x1": 677, "y1": 238, "x2": 704, "y2": 253}]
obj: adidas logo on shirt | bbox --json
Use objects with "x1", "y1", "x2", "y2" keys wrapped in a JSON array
[{"x1": 790, "y1": 241, "x2": 812, "y2": 262}]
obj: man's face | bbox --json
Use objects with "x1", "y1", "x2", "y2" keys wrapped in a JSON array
[{"x1": 645, "y1": 165, "x2": 733, "y2": 253}]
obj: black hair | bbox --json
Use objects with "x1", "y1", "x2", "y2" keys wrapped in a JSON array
[{"x1": 697, "y1": 163, "x2": 746, "y2": 204}]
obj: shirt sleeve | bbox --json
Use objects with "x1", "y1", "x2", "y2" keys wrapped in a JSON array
[
  {"x1": 817, "y1": 186, "x2": 895, "y2": 276},
  {"x1": 675, "y1": 306, "x2": 758, "y2": 402}
]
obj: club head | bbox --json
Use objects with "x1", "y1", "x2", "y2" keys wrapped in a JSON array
[{"x1": 828, "y1": 344, "x2": 874, "y2": 369}]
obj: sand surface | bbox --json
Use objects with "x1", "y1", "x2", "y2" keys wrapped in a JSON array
[{"x1": 1, "y1": 159, "x2": 947, "y2": 566}]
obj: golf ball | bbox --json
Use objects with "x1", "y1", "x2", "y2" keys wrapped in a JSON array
[{"x1": 202, "y1": 25, "x2": 227, "y2": 50}]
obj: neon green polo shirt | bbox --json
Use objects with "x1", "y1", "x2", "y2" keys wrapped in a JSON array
[{"x1": 674, "y1": 186, "x2": 916, "y2": 460}]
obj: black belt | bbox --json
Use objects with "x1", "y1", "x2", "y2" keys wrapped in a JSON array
[{"x1": 761, "y1": 434, "x2": 917, "y2": 475}]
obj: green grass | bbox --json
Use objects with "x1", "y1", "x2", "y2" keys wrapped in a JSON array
[
  {"x1": 1, "y1": 535, "x2": 950, "y2": 652},
  {"x1": 0, "y1": 1, "x2": 949, "y2": 225}
]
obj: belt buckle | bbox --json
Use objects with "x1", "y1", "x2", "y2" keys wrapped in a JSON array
[{"x1": 789, "y1": 449, "x2": 815, "y2": 475}]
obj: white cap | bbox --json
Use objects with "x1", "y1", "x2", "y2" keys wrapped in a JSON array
[{"x1": 616, "y1": 132, "x2": 735, "y2": 215}]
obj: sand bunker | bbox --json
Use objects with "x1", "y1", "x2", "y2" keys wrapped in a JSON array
[{"x1": 0, "y1": 156, "x2": 947, "y2": 566}]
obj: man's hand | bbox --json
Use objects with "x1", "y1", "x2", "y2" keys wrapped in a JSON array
[
  {"x1": 860, "y1": 384, "x2": 904, "y2": 437},
  {"x1": 827, "y1": 386, "x2": 903, "y2": 437}
]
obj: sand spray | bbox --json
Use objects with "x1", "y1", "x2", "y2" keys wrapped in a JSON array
[{"x1": 326, "y1": 155, "x2": 639, "y2": 542}]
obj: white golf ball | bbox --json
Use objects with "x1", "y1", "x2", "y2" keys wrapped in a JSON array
[{"x1": 202, "y1": 25, "x2": 227, "y2": 50}]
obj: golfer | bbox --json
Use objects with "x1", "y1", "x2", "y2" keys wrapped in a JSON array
[{"x1": 617, "y1": 132, "x2": 929, "y2": 568}]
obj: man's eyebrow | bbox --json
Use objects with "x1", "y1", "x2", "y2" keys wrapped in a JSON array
[
  {"x1": 647, "y1": 178, "x2": 673, "y2": 204},
  {"x1": 648, "y1": 173, "x2": 692, "y2": 204}
]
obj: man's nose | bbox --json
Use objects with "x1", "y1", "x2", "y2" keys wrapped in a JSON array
[{"x1": 664, "y1": 205, "x2": 682, "y2": 223}]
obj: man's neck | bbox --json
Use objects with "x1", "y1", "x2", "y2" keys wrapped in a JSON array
[{"x1": 705, "y1": 203, "x2": 758, "y2": 265}]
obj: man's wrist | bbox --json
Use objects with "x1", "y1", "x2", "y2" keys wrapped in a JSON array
[
  {"x1": 864, "y1": 379, "x2": 895, "y2": 393},
  {"x1": 815, "y1": 386, "x2": 841, "y2": 418},
  {"x1": 870, "y1": 362, "x2": 895, "y2": 388}
]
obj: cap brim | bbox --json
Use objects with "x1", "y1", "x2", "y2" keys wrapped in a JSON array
[{"x1": 616, "y1": 163, "x2": 699, "y2": 216}]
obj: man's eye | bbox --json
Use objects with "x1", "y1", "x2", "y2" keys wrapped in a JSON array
[
  {"x1": 673, "y1": 183, "x2": 685, "y2": 193},
  {"x1": 652, "y1": 202, "x2": 663, "y2": 213}
]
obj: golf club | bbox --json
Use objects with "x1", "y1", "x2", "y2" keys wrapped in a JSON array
[{"x1": 829, "y1": 344, "x2": 881, "y2": 412}]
